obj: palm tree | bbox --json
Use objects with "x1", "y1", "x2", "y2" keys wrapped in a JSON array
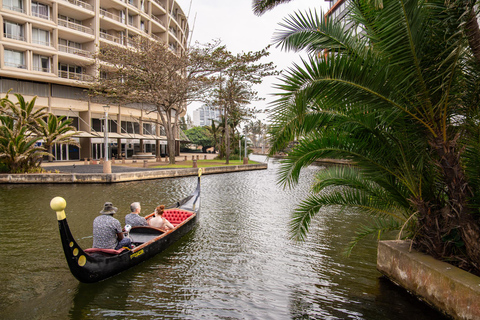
[
  {"x1": 36, "y1": 114, "x2": 80, "y2": 162},
  {"x1": 0, "y1": 115, "x2": 45, "y2": 173},
  {"x1": 268, "y1": 0, "x2": 480, "y2": 273},
  {"x1": 206, "y1": 120, "x2": 222, "y2": 153},
  {"x1": 252, "y1": 0, "x2": 293, "y2": 16}
]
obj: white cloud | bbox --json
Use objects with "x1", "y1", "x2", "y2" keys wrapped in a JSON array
[{"x1": 176, "y1": 0, "x2": 331, "y2": 122}]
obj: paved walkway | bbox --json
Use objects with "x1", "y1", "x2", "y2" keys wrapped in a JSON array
[{"x1": 40, "y1": 153, "x2": 219, "y2": 174}]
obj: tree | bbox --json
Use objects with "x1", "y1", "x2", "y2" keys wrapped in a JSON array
[
  {"x1": 206, "y1": 46, "x2": 277, "y2": 163},
  {"x1": 36, "y1": 114, "x2": 79, "y2": 163},
  {"x1": 267, "y1": 0, "x2": 480, "y2": 274},
  {"x1": 91, "y1": 37, "x2": 220, "y2": 164},
  {"x1": 0, "y1": 94, "x2": 47, "y2": 172},
  {"x1": 184, "y1": 126, "x2": 214, "y2": 152},
  {"x1": 205, "y1": 120, "x2": 222, "y2": 153},
  {"x1": 252, "y1": 0, "x2": 293, "y2": 16}
]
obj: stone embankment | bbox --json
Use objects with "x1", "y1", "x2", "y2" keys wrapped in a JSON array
[
  {"x1": 0, "y1": 163, "x2": 267, "y2": 184},
  {"x1": 377, "y1": 240, "x2": 480, "y2": 320}
]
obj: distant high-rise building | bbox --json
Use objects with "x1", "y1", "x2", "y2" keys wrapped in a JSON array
[{"x1": 192, "y1": 105, "x2": 221, "y2": 127}]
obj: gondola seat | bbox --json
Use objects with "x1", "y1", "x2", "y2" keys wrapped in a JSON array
[{"x1": 163, "y1": 209, "x2": 193, "y2": 226}]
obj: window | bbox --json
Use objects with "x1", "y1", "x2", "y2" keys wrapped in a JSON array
[
  {"x1": 3, "y1": 0, "x2": 23, "y2": 12},
  {"x1": 33, "y1": 54, "x2": 51, "y2": 72},
  {"x1": 120, "y1": 11, "x2": 126, "y2": 24},
  {"x1": 32, "y1": 28, "x2": 50, "y2": 46},
  {"x1": 31, "y1": 1, "x2": 50, "y2": 19},
  {"x1": 140, "y1": 21, "x2": 145, "y2": 32},
  {"x1": 140, "y1": 0, "x2": 145, "y2": 12},
  {"x1": 128, "y1": 14, "x2": 134, "y2": 26},
  {"x1": 3, "y1": 21, "x2": 24, "y2": 41},
  {"x1": 4, "y1": 49, "x2": 25, "y2": 69}
]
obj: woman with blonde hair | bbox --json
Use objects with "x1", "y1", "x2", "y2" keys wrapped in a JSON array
[{"x1": 148, "y1": 205, "x2": 174, "y2": 231}]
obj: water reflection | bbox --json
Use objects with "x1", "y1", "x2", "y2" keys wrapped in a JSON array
[{"x1": 0, "y1": 155, "x2": 447, "y2": 319}]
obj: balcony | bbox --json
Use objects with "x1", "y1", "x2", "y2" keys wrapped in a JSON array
[
  {"x1": 32, "y1": 39, "x2": 51, "y2": 46},
  {"x1": 100, "y1": 32, "x2": 122, "y2": 44},
  {"x1": 58, "y1": 70, "x2": 93, "y2": 81},
  {"x1": 58, "y1": 44, "x2": 92, "y2": 58},
  {"x1": 151, "y1": 0, "x2": 165, "y2": 9},
  {"x1": 32, "y1": 10, "x2": 50, "y2": 20},
  {"x1": 2, "y1": 4, "x2": 25, "y2": 13},
  {"x1": 61, "y1": 0, "x2": 93, "y2": 11},
  {"x1": 3, "y1": 32, "x2": 25, "y2": 41},
  {"x1": 100, "y1": 9, "x2": 122, "y2": 23},
  {"x1": 151, "y1": 15, "x2": 165, "y2": 27},
  {"x1": 58, "y1": 18, "x2": 94, "y2": 35},
  {"x1": 33, "y1": 66, "x2": 52, "y2": 73},
  {"x1": 5, "y1": 61, "x2": 26, "y2": 69}
]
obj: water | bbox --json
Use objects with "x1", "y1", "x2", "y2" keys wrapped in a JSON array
[{"x1": 0, "y1": 155, "x2": 447, "y2": 319}]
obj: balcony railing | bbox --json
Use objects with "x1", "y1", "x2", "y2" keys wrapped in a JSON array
[
  {"x1": 151, "y1": 34, "x2": 162, "y2": 42},
  {"x1": 32, "y1": 39, "x2": 51, "y2": 46},
  {"x1": 58, "y1": 44, "x2": 92, "y2": 58},
  {"x1": 3, "y1": 33, "x2": 25, "y2": 41},
  {"x1": 5, "y1": 61, "x2": 26, "y2": 69},
  {"x1": 62, "y1": 0, "x2": 93, "y2": 11},
  {"x1": 2, "y1": 4, "x2": 25, "y2": 13},
  {"x1": 33, "y1": 65, "x2": 52, "y2": 72},
  {"x1": 58, "y1": 70, "x2": 93, "y2": 81},
  {"x1": 100, "y1": 9, "x2": 122, "y2": 23},
  {"x1": 57, "y1": 18, "x2": 94, "y2": 35},
  {"x1": 151, "y1": 0, "x2": 165, "y2": 9},
  {"x1": 151, "y1": 15, "x2": 165, "y2": 27},
  {"x1": 100, "y1": 32, "x2": 121, "y2": 44},
  {"x1": 32, "y1": 10, "x2": 50, "y2": 20}
]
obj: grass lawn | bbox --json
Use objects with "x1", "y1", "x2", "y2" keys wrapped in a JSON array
[{"x1": 150, "y1": 159, "x2": 258, "y2": 169}]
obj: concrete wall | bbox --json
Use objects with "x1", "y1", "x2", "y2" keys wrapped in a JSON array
[
  {"x1": 0, "y1": 163, "x2": 268, "y2": 184},
  {"x1": 377, "y1": 240, "x2": 480, "y2": 320}
]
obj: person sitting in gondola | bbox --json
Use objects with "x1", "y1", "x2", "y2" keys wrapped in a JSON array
[
  {"x1": 125, "y1": 202, "x2": 149, "y2": 227},
  {"x1": 148, "y1": 205, "x2": 174, "y2": 231},
  {"x1": 93, "y1": 202, "x2": 132, "y2": 250}
]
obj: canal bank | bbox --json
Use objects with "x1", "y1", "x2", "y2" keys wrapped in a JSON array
[{"x1": 0, "y1": 160, "x2": 267, "y2": 184}]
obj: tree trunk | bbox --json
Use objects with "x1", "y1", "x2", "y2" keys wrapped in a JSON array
[
  {"x1": 466, "y1": 8, "x2": 480, "y2": 65},
  {"x1": 432, "y1": 135, "x2": 480, "y2": 271},
  {"x1": 224, "y1": 106, "x2": 230, "y2": 164}
]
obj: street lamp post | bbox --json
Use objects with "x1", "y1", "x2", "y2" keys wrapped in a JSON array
[{"x1": 103, "y1": 105, "x2": 111, "y2": 173}]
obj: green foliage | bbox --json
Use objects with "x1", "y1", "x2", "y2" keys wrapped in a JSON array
[
  {"x1": 0, "y1": 93, "x2": 78, "y2": 172},
  {"x1": 185, "y1": 126, "x2": 214, "y2": 152},
  {"x1": 268, "y1": 0, "x2": 480, "y2": 269}
]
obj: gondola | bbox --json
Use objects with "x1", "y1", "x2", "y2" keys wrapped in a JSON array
[{"x1": 50, "y1": 169, "x2": 202, "y2": 283}]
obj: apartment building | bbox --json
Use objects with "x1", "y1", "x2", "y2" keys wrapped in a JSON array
[
  {"x1": 192, "y1": 105, "x2": 221, "y2": 127},
  {"x1": 0, "y1": 0, "x2": 189, "y2": 161}
]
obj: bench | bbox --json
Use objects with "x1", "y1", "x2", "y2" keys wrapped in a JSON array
[{"x1": 163, "y1": 209, "x2": 193, "y2": 227}]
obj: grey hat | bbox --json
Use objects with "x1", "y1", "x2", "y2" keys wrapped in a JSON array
[{"x1": 100, "y1": 202, "x2": 118, "y2": 215}]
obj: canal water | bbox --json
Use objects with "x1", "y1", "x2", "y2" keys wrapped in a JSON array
[{"x1": 0, "y1": 155, "x2": 447, "y2": 320}]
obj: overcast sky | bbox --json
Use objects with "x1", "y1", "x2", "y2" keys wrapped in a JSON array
[{"x1": 175, "y1": 0, "x2": 331, "y2": 122}]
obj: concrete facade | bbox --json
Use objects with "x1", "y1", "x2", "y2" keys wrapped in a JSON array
[
  {"x1": 0, "y1": 0, "x2": 189, "y2": 161},
  {"x1": 377, "y1": 240, "x2": 480, "y2": 320}
]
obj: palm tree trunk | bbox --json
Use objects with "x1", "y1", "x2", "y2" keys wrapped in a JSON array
[
  {"x1": 432, "y1": 135, "x2": 480, "y2": 270},
  {"x1": 466, "y1": 8, "x2": 480, "y2": 65}
]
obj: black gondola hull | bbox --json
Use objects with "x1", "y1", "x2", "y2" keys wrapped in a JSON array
[{"x1": 55, "y1": 175, "x2": 201, "y2": 283}]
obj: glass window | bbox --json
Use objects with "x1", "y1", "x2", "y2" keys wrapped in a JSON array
[
  {"x1": 3, "y1": 0, "x2": 23, "y2": 12},
  {"x1": 3, "y1": 21, "x2": 24, "y2": 41},
  {"x1": 31, "y1": 1, "x2": 50, "y2": 19},
  {"x1": 128, "y1": 14, "x2": 134, "y2": 25},
  {"x1": 32, "y1": 28, "x2": 50, "y2": 46},
  {"x1": 33, "y1": 54, "x2": 51, "y2": 72},
  {"x1": 4, "y1": 49, "x2": 25, "y2": 68},
  {"x1": 140, "y1": 21, "x2": 145, "y2": 31}
]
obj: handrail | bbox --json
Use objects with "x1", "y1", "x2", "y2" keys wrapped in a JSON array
[
  {"x1": 100, "y1": 9, "x2": 122, "y2": 23},
  {"x1": 58, "y1": 70, "x2": 93, "y2": 81},
  {"x1": 100, "y1": 32, "x2": 121, "y2": 44},
  {"x1": 151, "y1": 15, "x2": 165, "y2": 27},
  {"x1": 62, "y1": 0, "x2": 93, "y2": 11},
  {"x1": 3, "y1": 33, "x2": 25, "y2": 41},
  {"x1": 58, "y1": 44, "x2": 92, "y2": 57},
  {"x1": 2, "y1": 4, "x2": 25, "y2": 13},
  {"x1": 58, "y1": 18, "x2": 94, "y2": 35}
]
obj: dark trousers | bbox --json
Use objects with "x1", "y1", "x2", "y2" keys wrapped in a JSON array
[{"x1": 115, "y1": 238, "x2": 132, "y2": 250}]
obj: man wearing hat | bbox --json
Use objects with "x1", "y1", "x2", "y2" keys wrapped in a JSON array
[{"x1": 93, "y1": 202, "x2": 132, "y2": 250}]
